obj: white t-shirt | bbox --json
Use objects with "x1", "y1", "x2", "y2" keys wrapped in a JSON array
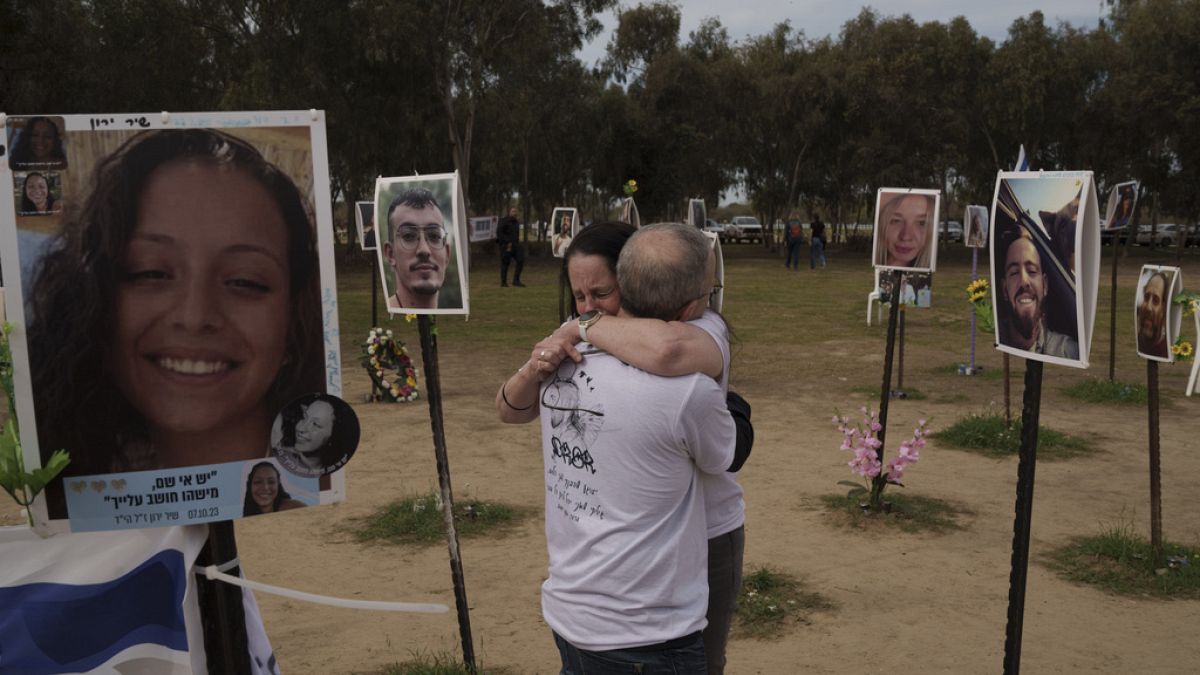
[
  {"x1": 690, "y1": 310, "x2": 746, "y2": 539},
  {"x1": 539, "y1": 349, "x2": 735, "y2": 651}
]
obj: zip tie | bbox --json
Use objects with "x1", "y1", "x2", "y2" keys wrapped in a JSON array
[
  {"x1": 215, "y1": 557, "x2": 241, "y2": 574},
  {"x1": 196, "y1": 565, "x2": 448, "y2": 614}
]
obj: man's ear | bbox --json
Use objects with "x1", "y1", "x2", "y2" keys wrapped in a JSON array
[{"x1": 674, "y1": 297, "x2": 704, "y2": 322}]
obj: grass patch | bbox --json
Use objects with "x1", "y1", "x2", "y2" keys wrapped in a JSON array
[
  {"x1": 932, "y1": 414, "x2": 1096, "y2": 461},
  {"x1": 734, "y1": 566, "x2": 832, "y2": 639},
  {"x1": 377, "y1": 650, "x2": 515, "y2": 675},
  {"x1": 820, "y1": 492, "x2": 968, "y2": 534},
  {"x1": 354, "y1": 493, "x2": 525, "y2": 546},
  {"x1": 1063, "y1": 378, "x2": 1148, "y2": 405},
  {"x1": 1046, "y1": 521, "x2": 1200, "y2": 599}
]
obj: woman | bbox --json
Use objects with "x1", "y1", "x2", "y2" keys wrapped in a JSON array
[
  {"x1": 10, "y1": 116, "x2": 67, "y2": 169},
  {"x1": 272, "y1": 393, "x2": 359, "y2": 477},
  {"x1": 242, "y1": 461, "x2": 306, "y2": 516},
  {"x1": 28, "y1": 129, "x2": 326, "y2": 515},
  {"x1": 497, "y1": 221, "x2": 751, "y2": 675},
  {"x1": 967, "y1": 210, "x2": 984, "y2": 247},
  {"x1": 18, "y1": 172, "x2": 62, "y2": 215},
  {"x1": 877, "y1": 192, "x2": 934, "y2": 269}
]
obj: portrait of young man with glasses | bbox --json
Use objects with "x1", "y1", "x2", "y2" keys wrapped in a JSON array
[{"x1": 382, "y1": 187, "x2": 453, "y2": 311}]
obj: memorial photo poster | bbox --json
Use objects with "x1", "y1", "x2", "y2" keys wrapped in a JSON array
[
  {"x1": 871, "y1": 188, "x2": 941, "y2": 273},
  {"x1": 550, "y1": 206, "x2": 579, "y2": 258},
  {"x1": 0, "y1": 111, "x2": 347, "y2": 533},
  {"x1": 1104, "y1": 180, "x2": 1138, "y2": 235},
  {"x1": 374, "y1": 172, "x2": 469, "y2": 315},
  {"x1": 964, "y1": 205, "x2": 989, "y2": 249},
  {"x1": 1134, "y1": 265, "x2": 1181, "y2": 363},
  {"x1": 689, "y1": 198, "x2": 707, "y2": 230},
  {"x1": 620, "y1": 197, "x2": 641, "y2": 228},
  {"x1": 356, "y1": 200, "x2": 376, "y2": 250},
  {"x1": 701, "y1": 231, "x2": 725, "y2": 313},
  {"x1": 469, "y1": 215, "x2": 498, "y2": 243},
  {"x1": 879, "y1": 272, "x2": 933, "y2": 309},
  {"x1": 989, "y1": 171, "x2": 1100, "y2": 369}
]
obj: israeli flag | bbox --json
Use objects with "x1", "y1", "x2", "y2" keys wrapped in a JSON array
[
  {"x1": 0, "y1": 525, "x2": 205, "y2": 673},
  {"x1": 1014, "y1": 145, "x2": 1030, "y2": 172}
]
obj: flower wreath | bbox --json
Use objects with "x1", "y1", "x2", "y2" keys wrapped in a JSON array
[{"x1": 361, "y1": 327, "x2": 420, "y2": 402}]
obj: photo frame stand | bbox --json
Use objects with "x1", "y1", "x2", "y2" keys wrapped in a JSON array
[
  {"x1": 196, "y1": 520, "x2": 251, "y2": 673},
  {"x1": 875, "y1": 270, "x2": 904, "y2": 456},
  {"x1": 1146, "y1": 360, "x2": 1164, "y2": 566},
  {"x1": 891, "y1": 304, "x2": 907, "y2": 398},
  {"x1": 1002, "y1": 359, "x2": 1044, "y2": 675},
  {"x1": 963, "y1": 247, "x2": 982, "y2": 375},
  {"x1": 416, "y1": 316, "x2": 477, "y2": 672}
]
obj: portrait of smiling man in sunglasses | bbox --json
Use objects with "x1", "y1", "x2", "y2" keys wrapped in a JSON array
[{"x1": 383, "y1": 187, "x2": 452, "y2": 310}]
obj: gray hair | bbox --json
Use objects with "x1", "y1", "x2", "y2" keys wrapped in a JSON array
[{"x1": 617, "y1": 223, "x2": 710, "y2": 320}]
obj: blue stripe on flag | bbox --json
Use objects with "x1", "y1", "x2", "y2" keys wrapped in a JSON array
[{"x1": 0, "y1": 549, "x2": 189, "y2": 674}]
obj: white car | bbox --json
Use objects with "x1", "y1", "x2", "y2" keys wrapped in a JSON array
[
  {"x1": 1136, "y1": 223, "x2": 1179, "y2": 247},
  {"x1": 702, "y1": 218, "x2": 725, "y2": 239},
  {"x1": 728, "y1": 216, "x2": 764, "y2": 243}
]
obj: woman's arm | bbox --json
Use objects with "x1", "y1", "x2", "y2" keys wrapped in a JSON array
[
  {"x1": 548, "y1": 314, "x2": 723, "y2": 380},
  {"x1": 496, "y1": 332, "x2": 576, "y2": 424}
]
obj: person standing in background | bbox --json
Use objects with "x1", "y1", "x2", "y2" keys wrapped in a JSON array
[{"x1": 497, "y1": 206, "x2": 526, "y2": 287}]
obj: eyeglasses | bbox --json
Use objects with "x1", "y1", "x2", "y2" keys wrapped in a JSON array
[
  {"x1": 700, "y1": 284, "x2": 723, "y2": 304},
  {"x1": 395, "y1": 226, "x2": 448, "y2": 251}
]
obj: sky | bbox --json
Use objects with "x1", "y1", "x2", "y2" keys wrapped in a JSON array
[{"x1": 577, "y1": 0, "x2": 1108, "y2": 66}]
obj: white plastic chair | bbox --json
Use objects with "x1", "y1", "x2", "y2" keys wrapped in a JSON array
[{"x1": 866, "y1": 268, "x2": 883, "y2": 325}]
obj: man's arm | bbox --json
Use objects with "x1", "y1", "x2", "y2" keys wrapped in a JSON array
[
  {"x1": 545, "y1": 314, "x2": 723, "y2": 380},
  {"x1": 680, "y1": 377, "x2": 736, "y2": 474}
]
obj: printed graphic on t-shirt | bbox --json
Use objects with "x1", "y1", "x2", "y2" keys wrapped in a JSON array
[{"x1": 544, "y1": 361, "x2": 607, "y2": 523}]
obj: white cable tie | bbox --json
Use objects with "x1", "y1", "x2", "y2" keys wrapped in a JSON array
[
  {"x1": 161, "y1": 111, "x2": 170, "y2": 125},
  {"x1": 310, "y1": 108, "x2": 319, "y2": 121},
  {"x1": 196, "y1": 565, "x2": 447, "y2": 614},
  {"x1": 215, "y1": 557, "x2": 241, "y2": 574}
]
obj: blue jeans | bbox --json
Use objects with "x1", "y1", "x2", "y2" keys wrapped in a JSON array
[
  {"x1": 810, "y1": 237, "x2": 825, "y2": 268},
  {"x1": 553, "y1": 630, "x2": 707, "y2": 674},
  {"x1": 785, "y1": 240, "x2": 803, "y2": 268}
]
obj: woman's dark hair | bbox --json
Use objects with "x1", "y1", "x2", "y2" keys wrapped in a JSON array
[
  {"x1": 11, "y1": 117, "x2": 67, "y2": 168},
  {"x1": 281, "y1": 393, "x2": 359, "y2": 472},
  {"x1": 558, "y1": 221, "x2": 637, "y2": 320},
  {"x1": 19, "y1": 172, "x2": 55, "y2": 214},
  {"x1": 29, "y1": 129, "x2": 326, "y2": 485},
  {"x1": 242, "y1": 461, "x2": 294, "y2": 516}
]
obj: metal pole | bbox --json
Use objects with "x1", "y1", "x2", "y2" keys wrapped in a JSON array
[
  {"x1": 1004, "y1": 354, "x2": 1012, "y2": 426},
  {"x1": 196, "y1": 521, "x2": 251, "y2": 675},
  {"x1": 417, "y1": 316, "x2": 477, "y2": 673},
  {"x1": 1147, "y1": 360, "x2": 1163, "y2": 566},
  {"x1": 897, "y1": 304, "x2": 906, "y2": 392},
  {"x1": 1108, "y1": 239, "x2": 1119, "y2": 380},
  {"x1": 970, "y1": 247, "x2": 978, "y2": 371},
  {"x1": 877, "y1": 270, "x2": 903, "y2": 459},
  {"x1": 1002, "y1": 359, "x2": 1044, "y2": 675},
  {"x1": 371, "y1": 260, "x2": 379, "y2": 329}
]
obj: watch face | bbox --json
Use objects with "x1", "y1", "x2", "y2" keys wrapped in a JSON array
[{"x1": 579, "y1": 310, "x2": 599, "y2": 323}]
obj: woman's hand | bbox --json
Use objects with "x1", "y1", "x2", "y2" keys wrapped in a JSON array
[{"x1": 529, "y1": 325, "x2": 583, "y2": 378}]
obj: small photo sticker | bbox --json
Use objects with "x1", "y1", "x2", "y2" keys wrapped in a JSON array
[
  {"x1": 272, "y1": 393, "x2": 361, "y2": 478},
  {"x1": 6, "y1": 115, "x2": 69, "y2": 171}
]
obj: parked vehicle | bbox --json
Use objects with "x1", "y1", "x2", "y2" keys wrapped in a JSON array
[
  {"x1": 1135, "y1": 223, "x2": 1180, "y2": 247},
  {"x1": 702, "y1": 218, "x2": 725, "y2": 241},
  {"x1": 728, "y1": 216, "x2": 764, "y2": 243},
  {"x1": 939, "y1": 221, "x2": 963, "y2": 242}
]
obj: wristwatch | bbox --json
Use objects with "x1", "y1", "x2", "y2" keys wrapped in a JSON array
[{"x1": 578, "y1": 309, "x2": 604, "y2": 342}]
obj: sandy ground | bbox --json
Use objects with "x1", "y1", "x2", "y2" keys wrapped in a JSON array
[{"x1": 7, "y1": 246, "x2": 1196, "y2": 673}]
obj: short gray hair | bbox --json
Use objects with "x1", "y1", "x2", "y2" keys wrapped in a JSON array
[{"x1": 617, "y1": 223, "x2": 710, "y2": 320}]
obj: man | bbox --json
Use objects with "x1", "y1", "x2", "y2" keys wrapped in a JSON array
[
  {"x1": 1137, "y1": 271, "x2": 1170, "y2": 358},
  {"x1": 551, "y1": 212, "x2": 573, "y2": 257},
  {"x1": 810, "y1": 214, "x2": 826, "y2": 269},
  {"x1": 496, "y1": 206, "x2": 525, "y2": 287},
  {"x1": 499, "y1": 224, "x2": 734, "y2": 671},
  {"x1": 383, "y1": 188, "x2": 449, "y2": 310},
  {"x1": 999, "y1": 229, "x2": 1079, "y2": 359},
  {"x1": 784, "y1": 218, "x2": 804, "y2": 269}
]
